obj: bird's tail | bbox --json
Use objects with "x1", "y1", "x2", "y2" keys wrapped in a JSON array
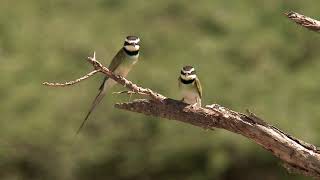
[{"x1": 75, "y1": 88, "x2": 107, "y2": 135}]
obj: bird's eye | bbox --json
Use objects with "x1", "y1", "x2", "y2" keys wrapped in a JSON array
[{"x1": 181, "y1": 71, "x2": 186, "y2": 75}]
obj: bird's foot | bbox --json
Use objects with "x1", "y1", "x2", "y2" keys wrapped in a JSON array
[{"x1": 191, "y1": 102, "x2": 200, "y2": 108}]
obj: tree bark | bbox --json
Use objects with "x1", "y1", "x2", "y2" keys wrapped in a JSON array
[{"x1": 115, "y1": 99, "x2": 320, "y2": 178}]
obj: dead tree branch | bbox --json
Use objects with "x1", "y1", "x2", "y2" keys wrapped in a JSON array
[
  {"x1": 116, "y1": 100, "x2": 320, "y2": 179},
  {"x1": 44, "y1": 53, "x2": 320, "y2": 178},
  {"x1": 43, "y1": 70, "x2": 101, "y2": 87},
  {"x1": 285, "y1": 11, "x2": 320, "y2": 32}
]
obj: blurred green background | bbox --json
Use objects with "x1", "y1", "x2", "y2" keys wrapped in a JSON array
[{"x1": 1, "y1": 0, "x2": 320, "y2": 179}]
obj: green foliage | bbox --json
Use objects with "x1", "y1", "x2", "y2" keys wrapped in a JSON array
[{"x1": 1, "y1": 0, "x2": 319, "y2": 179}]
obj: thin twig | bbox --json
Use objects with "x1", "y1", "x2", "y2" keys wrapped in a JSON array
[
  {"x1": 43, "y1": 70, "x2": 101, "y2": 87},
  {"x1": 112, "y1": 90, "x2": 135, "y2": 94},
  {"x1": 285, "y1": 11, "x2": 320, "y2": 32},
  {"x1": 112, "y1": 90, "x2": 147, "y2": 95}
]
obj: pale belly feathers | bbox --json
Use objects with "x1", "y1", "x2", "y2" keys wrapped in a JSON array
[{"x1": 179, "y1": 82, "x2": 201, "y2": 106}]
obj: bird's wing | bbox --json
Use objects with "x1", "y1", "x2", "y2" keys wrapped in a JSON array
[
  {"x1": 178, "y1": 77, "x2": 182, "y2": 89},
  {"x1": 99, "y1": 49, "x2": 125, "y2": 90},
  {"x1": 76, "y1": 49, "x2": 125, "y2": 134},
  {"x1": 195, "y1": 77, "x2": 202, "y2": 98},
  {"x1": 108, "y1": 49, "x2": 126, "y2": 71}
]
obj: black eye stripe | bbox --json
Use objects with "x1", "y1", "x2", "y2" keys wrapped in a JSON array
[
  {"x1": 124, "y1": 41, "x2": 140, "y2": 46},
  {"x1": 180, "y1": 70, "x2": 186, "y2": 75}
]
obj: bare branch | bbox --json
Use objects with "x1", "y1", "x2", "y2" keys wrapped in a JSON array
[
  {"x1": 44, "y1": 52, "x2": 320, "y2": 178},
  {"x1": 42, "y1": 52, "x2": 166, "y2": 101},
  {"x1": 115, "y1": 100, "x2": 320, "y2": 178},
  {"x1": 285, "y1": 11, "x2": 320, "y2": 32},
  {"x1": 43, "y1": 70, "x2": 101, "y2": 87}
]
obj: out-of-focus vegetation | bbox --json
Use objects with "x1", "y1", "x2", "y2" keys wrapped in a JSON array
[{"x1": 1, "y1": 0, "x2": 320, "y2": 179}]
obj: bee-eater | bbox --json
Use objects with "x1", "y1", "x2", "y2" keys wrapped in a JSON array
[
  {"x1": 76, "y1": 36, "x2": 140, "y2": 134},
  {"x1": 178, "y1": 65, "x2": 202, "y2": 107}
]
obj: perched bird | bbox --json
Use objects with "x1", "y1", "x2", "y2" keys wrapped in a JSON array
[
  {"x1": 76, "y1": 36, "x2": 141, "y2": 134},
  {"x1": 178, "y1": 65, "x2": 202, "y2": 107}
]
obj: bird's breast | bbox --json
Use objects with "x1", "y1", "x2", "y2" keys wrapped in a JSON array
[{"x1": 180, "y1": 83, "x2": 199, "y2": 96}]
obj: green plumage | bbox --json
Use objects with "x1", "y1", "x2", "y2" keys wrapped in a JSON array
[
  {"x1": 77, "y1": 47, "x2": 139, "y2": 134},
  {"x1": 100, "y1": 49, "x2": 138, "y2": 90}
]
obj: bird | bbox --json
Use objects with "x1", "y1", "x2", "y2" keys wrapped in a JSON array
[
  {"x1": 178, "y1": 65, "x2": 202, "y2": 107},
  {"x1": 76, "y1": 36, "x2": 141, "y2": 134}
]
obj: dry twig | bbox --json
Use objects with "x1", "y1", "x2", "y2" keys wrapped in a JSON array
[
  {"x1": 43, "y1": 70, "x2": 101, "y2": 87},
  {"x1": 285, "y1": 11, "x2": 320, "y2": 32}
]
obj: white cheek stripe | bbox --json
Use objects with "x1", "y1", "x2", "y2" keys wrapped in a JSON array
[
  {"x1": 125, "y1": 38, "x2": 140, "y2": 44},
  {"x1": 124, "y1": 45, "x2": 140, "y2": 51}
]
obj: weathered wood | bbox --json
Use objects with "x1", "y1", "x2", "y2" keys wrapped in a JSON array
[{"x1": 115, "y1": 99, "x2": 320, "y2": 178}]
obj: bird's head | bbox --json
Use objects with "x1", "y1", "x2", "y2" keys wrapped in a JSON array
[
  {"x1": 123, "y1": 36, "x2": 140, "y2": 52},
  {"x1": 180, "y1": 65, "x2": 197, "y2": 81}
]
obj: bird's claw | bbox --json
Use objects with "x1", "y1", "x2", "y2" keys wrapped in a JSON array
[{"x1": 191, "y1": 103, "x2": 199, "y2": 108}]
